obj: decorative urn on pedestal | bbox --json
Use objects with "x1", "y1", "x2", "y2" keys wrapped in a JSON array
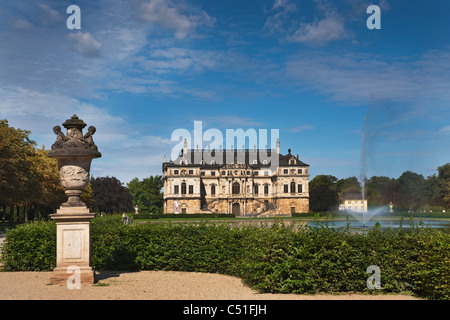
[{"x1": 48, "y1": 114, "x2": 101, "y2": 285}]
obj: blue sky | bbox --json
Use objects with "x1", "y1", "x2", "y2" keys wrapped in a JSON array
[{"x1": 1, "y1": 0, "x2": 449, "y2": 184}]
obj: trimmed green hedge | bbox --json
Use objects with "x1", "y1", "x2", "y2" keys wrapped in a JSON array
[{"x1": 1, "y1": 216, "x2": 449, "y2": 299}]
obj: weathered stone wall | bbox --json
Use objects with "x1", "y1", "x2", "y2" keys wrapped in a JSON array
[
  {"x1": 165, "y1": 198, "x2": 201, "y2": 214},
  {"x1": 277, "y1": 197, "x2": 309, "y2": 214}
]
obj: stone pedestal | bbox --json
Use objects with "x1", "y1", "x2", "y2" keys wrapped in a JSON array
[{"x1": 49, "y1": 206, "x2": 95, "y2": 285}]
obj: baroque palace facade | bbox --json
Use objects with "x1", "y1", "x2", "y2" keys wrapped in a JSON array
[{"x1": 162, "y1": 139, "x2": 309, "y2": 216}]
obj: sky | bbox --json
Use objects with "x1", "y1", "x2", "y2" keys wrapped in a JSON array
[{"x1": 1, "y1": 0, "x2": 449, "y2": 184}]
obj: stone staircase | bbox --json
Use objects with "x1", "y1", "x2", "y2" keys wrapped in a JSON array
[{"x1": 255, "y1": 202, "x2": 284, "y2": 217}]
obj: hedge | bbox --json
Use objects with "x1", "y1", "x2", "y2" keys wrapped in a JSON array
[{"x1": 1, "y1": 216, "x2": 449, "y2": 299}]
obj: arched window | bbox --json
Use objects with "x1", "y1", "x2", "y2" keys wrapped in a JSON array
[
  {"x1": 232, "y1": 182, "x2": 240, "y2": 194},
  {"x1": 211, "y1": 184, "x2": 216, "y2": 195},
  {"x1": 290, "y1": 181, "x2": 296, "y2": 194},
  {"x1": 181, "y1": 182, "x2": 187, "y2": 194}
]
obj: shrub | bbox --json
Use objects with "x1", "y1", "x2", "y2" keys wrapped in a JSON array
[
  {"x1": 1, "y1": 218, "x2": 449, "y2": 299},
  {"x1": 1, "y1": 220, "x2": 56, "y2": 271}
]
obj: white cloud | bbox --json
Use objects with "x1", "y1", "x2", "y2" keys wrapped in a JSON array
[
  {"x1": 38, "y1": 3, "x2": 63, "y2": 26},
  {"x1": 288, "y1": 15, "x2": 347, "y2": 45},
  {"x1": 263, "y1": 0, "x2": 297, "y2": 34},
  {"x1": 287, "y1": 124, "x2": 314, "y2": 132},
  {"x1": 68, "y1": 31, "x2": 103, "y2": 57},
  {"x1": 0, "y1": 86, "x2": 173, "y2": 183},
  {"x1": 264, "y1": 0, "x2": 350, "y2": 46},
  {"x1": 439, "y1": 126, "x2": 450, "y2": 135},
  {"x1": 13, "y1": 19, "x2": 33, "y2": 30},
  {"x1": 283, "y1": 50, "x2": 450, "y2": 107},
  {"x1": 140, "y1": 0, "x2": 215, "y2": 39}
]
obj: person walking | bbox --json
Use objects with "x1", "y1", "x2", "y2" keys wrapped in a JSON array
[{"x1": 122, "y1": 212, "x2": 128, "y2": 224}]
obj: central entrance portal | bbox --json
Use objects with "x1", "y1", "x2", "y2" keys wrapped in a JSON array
[{"x1": 232, "y1": 203, "x2": 240, "y2": 216}]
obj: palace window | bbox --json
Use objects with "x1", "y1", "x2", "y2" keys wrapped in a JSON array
[
  {"x1": 181, "y1": 182, "x2": 187, "y2": 195},
  {"x1": 290, "y1": 182, "x2": 296, "y2": 193},
  {"x1": 253, "y1": 184, "x2": 259, "y2": 195},
  {"x1": 174, "y1": 170, "x2": 179, "y2": 175},
  {"x1": 188, "y1": 170, "x2": 193, "y2": 174},
  {"x1": 211, "y1": 171, "x2": 216, "y2": 176},
  {"x1": 298, "y1": 184, "x2": 303, "y2": 193},
  {"x1": 283, "y1": 169, "x2": 288, "y2": 174},
  {"x1": 298, "y1": 169, "x2": 303, "y2": 174},
  {"x1": 188, "y1": 185, "x2": 194, "y2": 194},
  {"x1": 284, "y1": 184, "x2": 289, "y2": 193},
  {"x1": 264, "y1": 185, "x2": 269, "y2": 195},
  {"x1": 174, "y1": 185, "x2": 179, "y2": 194},
  {"x1": 211, "y1": 184, "x2": 216, "y2": 195},
  {"x1": 232, "y1": 182, "x2": 240, "y2": 194}
]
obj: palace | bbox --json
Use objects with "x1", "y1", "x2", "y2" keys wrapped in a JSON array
[{"x1": 162, "y1": 139, "x2": 309, "y2": 216}]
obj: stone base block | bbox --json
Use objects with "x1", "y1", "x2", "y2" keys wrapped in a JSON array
[{"x1": 49, "y1": 266, "x2": 95, "y2": 285}]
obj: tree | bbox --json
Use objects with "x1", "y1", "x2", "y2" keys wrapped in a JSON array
[
  {"x1": 0, "y1": 119, "x2": 36, "y2": 222},
  {"x1": 396, "y1": 171, "x2": 429, "y2": 210},
  {"x1": 435, "y1": 163, "x2": 450, "y2": 208},
  {"x1": 90, "y1": 176, "x2": 133, "y2": 213},
  {"x1": 336, "y1": 176, "x2": 361, "y2": 197},
  {"x1": 366, "y1": 176, "x2": 398, "y2": 207},
  {"x1": 127, "y1": 175, "x2": 163, "y2": 214},
  {"x1": 309, "y1": 175, "x2": 338, "y2": 212}
]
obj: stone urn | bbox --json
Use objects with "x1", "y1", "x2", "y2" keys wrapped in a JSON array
[
  {"x1": 48, "y1": 114, "x2": 101, "y2": 285},
  {"x1": 48, "y1": 114, "x2": 101, "y2": 207}
]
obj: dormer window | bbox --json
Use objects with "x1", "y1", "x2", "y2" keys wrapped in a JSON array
[{"x1": 289, "y1": 159, "x2": 296, "y2": 165}]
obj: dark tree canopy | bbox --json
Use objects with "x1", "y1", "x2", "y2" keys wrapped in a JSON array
[
  {"x1": 90, "y1": 176, "x2": 133, "y2": 214},
  {"x1": 309, "y1": 175, "x2": 339, "y2": 212}
]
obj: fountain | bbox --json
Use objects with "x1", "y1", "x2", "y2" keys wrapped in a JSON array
[{"x1": 345, "y1": 116, "x2": 381, "y2": 227}]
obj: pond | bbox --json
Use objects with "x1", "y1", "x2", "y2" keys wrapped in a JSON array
[
  {"x1": 307, "y1": 218, "x2": 450, "y2": 233},
  {"x1": 144, "y1": 217, "x2": 450, "y2": 233}
]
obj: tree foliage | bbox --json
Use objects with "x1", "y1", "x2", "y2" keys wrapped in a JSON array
[
  {"x1": 90, "y1": 176, "x2": 133, "y2": 214},
  {"x1": 127, "y1": 175, "x2": 163, "y2": 214},
  {"x1": 309, "y1": 175, "x2": 339, "y2": 212},
  {"x1": 310, "y1": 167, "x2": 450, "y2": 212}
]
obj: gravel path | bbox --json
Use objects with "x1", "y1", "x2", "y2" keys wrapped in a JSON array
[{"x1": 0, "y1": 270, "x2": 419, "y2": 300}]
